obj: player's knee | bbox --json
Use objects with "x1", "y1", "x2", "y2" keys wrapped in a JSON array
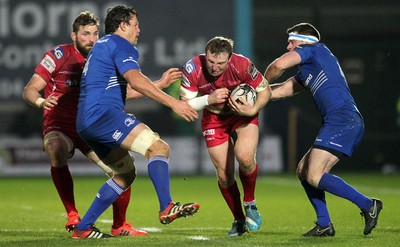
[
  {"x1": 237, "y1": 155, "x2": 256, "y2": 172},
  {"x1": 44, "y1": 131, "x2": 73, "y2": 165},
  {"x1": 147, "y1": 139, "x2": 170, "y2": 158},
  {"x1": 217, "y1": 178, "x2": 230, "y2": 188},
  {"x1": 306, "y1": 173, "x2": 320, "y2": 188},
  {"x1": 116, "y1": 168, "x2": 137, "y2": 187},
  {"x1": 108, "y1": 155, "x2": 136, "y2": 187},
  {"x1": 296, "y1": 166, "x2": 303, "y2": 180}
]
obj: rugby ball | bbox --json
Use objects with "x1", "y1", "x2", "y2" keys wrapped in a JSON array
[{"x1": 230, "y1": 84, "x2": 257, "y2": 106}]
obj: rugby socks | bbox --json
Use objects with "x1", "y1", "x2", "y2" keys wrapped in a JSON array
[
  {"x1": 218, "y1": 181, "x2": 246, "y2": 220},
  {"x1": 112, "y1": 186, "x2": 131, "y2": 229},
  {"x1": 76, "y1": 178, "x2": 123, "y2": 230},
  {"x1": 50, "y1": 165, "x2": 77, "y2": 213},
  {"x1": 301, "y1": 180, "x2": 331, "y2": 227},
  {"x1": 318, "y1": 173, "x2": 372, "y2": 210},
  {"x1": 239, "y1": 164, "x2": 258, "y2": 203},
  {"x1": 148, "y1": 156, "x2": 172, "y2": 211}
]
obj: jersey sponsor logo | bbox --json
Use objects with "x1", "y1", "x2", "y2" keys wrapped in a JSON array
[
  {"x1": 199, "y1": 83, "x2": 213, "y2": 90},
  {"x1": 52, "y1": 47, "x2": 65, "y2": 60},
  {"x1": 112, "y1": 130, "x2": 123, "y2": 141},
  {"x1": 40, "y1": 54, "x2": 56, "y2": 73},
  {"x1": 65, "y1": 80, "x2": 79, "y2": 87},
  {"x1": 124, "y1": 117, "x2": 135, "y2": 127},
  {"x1": 202, "y1": 129, "x2": 215, "y2": 137},
  {"x1": 305, "y1": 74, "x2": 313, "y2": 87},
  {"x1": 184, "y1": 59, "x2": 195, "y2": 74},
  {"x1": 248, "y1": 63, "x2": 259, "y2": 80}
]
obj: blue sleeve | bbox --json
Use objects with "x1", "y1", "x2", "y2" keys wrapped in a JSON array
[{"x1": 294, "y1": 45, "x2": 313, "y2": 64}]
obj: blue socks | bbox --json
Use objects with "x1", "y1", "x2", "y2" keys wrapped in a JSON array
[
  {"x1": 318, "y1": 173, "x2": 372, "y2": 210},
  {"x1": 301, "y1": 180, "x2": 331, "y2": 227},
  {"x1": 76, "y1": 178, "x2": 124, "y2": 230},
  {"x1": 148, "y1": 156, "x2": 172, "y2": 211},
  {"x1": 302, "y1": 173, "x2": 373, "y2": 227}
]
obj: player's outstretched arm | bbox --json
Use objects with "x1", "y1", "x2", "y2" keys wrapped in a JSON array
[
  {"x1": 126, "y1": 68, "x2": 182, "y2": 100},
  {"x1": 124, "y1": 69, "x2": 198, "y2": 122}
]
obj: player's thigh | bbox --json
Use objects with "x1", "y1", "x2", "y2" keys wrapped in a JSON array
[
  {"x1": 207, "y1": 142, "x2": 234, "y2": 170},
  {"x1": 234, "y1": 123, "x2": 259, "y2": 163}
]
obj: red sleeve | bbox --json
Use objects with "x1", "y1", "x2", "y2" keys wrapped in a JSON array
[
  {"x1": 181, "y1": 56, "x2": 201, "y2": 93},
  {"x1": 35, "y1": 46, "x2": 69, "y2": 82}
]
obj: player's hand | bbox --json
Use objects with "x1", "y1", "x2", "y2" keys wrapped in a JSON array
[
  {"x1": 158, "y1": 68, "x2": 182, "y2": 89},
  {"x1": 208, "y1": 88, "x2": 230, "y2": 105},
  {"x1": 42, "y1": 95, "x2": 59, "y2": 110},
  {"x1": 228, "y1": 96, "x2": 257, "y2": 116},
  {"x1": 171, "y1": 100, "x2": 198, "y2": 122}
]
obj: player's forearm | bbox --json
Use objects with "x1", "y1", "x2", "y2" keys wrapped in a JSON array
[
  {"x1": 253, "y1": 86, "x2": 272, "y2": 112},
  {"x1": 186, "y1": 95, "x2": 209, "y2": 111},
  {"x1": 131, "y1": 79, "x2": 176, "y2": 107},
  {"x1": 22, "y1": 87, "x2": 45, "y2": 108},
  {"x1": 270, "y1": 79, "x2": 301, "y2": 100}
]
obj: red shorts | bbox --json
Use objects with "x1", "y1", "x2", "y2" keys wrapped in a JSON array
[{"x1": 201, "y1": 110, "x2": 259, "y2": 147}]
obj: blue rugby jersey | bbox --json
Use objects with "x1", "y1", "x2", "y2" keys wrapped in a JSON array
[
  {"x1": 77, "y1": 34, "x2": 141, "y2": 132},
  {"x1": 293, "y1": 43, "x2": 360, "y2": 118}
]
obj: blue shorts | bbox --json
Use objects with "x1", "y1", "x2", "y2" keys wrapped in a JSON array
[
  {"x1": 313, "y1": 110, "x2": 364, "y2": 157},
  {"x1": 78, "y1": 107, "x2": 141, "y2": 159}
]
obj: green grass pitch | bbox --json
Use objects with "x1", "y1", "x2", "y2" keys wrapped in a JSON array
[{"x1": 0, "y1": 173, "x2": 399, "y2": 246}]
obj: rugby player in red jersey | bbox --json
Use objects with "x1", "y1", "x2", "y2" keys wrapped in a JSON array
[{"x1": 179, "y1": 36, "x2": 272, "y2": 237}]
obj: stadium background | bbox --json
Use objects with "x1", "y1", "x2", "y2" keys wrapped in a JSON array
[{"x1": 0, "y1": 0, "x2": 398, "y2": 176}]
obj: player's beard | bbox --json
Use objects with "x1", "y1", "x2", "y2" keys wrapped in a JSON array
[{"x1": 76, "y1": 41, "x2": 93, "y2": 58}]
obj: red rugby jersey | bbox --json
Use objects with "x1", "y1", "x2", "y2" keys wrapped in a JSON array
[{"x1": 34, "y1": 44, "x2": 85, "y2": 133}]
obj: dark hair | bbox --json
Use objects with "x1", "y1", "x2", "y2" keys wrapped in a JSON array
[
  {"x1": 105, "y1": 5, "x2": 137, "y2": 34},
  {"x1": 286, "y1": 23, "x2": 321, "y2": 40},
  {"x1": 205, "y1": 36, "x2": 234, "y2": 57},
  {"x1": 72, "y1": 11, "x2": 99, "y2": 33}
]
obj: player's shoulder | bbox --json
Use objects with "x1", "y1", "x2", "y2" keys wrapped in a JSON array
[
  {"x1": 230, "y1": 53, "x2": 251, "y2": 66},
  {"x1": 99, "y1": 34, "x2": 128, "y2": 47},
  {"x1": 296, "y1": 42, "x2": 326, "y2": 52},
  {"x1": 45, "y1": 44, "x2": 76, "y2": 61},
  {"x1": 183, "y1": 55, "x2": 202, "y2": 76},
  {"x1": 229, "y1": 53, "x2": 253, "y2": 71}
]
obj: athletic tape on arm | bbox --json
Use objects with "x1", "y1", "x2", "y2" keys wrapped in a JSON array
[{"x1": 188, "y1": 95, "x2": 209, "y2": 111}]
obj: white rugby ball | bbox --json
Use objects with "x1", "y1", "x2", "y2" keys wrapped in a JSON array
[{"x1": 230, "y1": 84, "x2": 257, "y2": 106}]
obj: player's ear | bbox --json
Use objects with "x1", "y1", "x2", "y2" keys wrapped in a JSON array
[
  {"x1": 71, "y1": 32, "x2": 77, "y2": 42},
  {"x1": 119, "y1": 22, "x2": 127, "y2": 32}
]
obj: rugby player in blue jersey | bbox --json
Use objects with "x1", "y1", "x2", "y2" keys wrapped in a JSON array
[
  {"x1": 73, "y1": 5, "x2": 199, "y2": 238},
  {"x1": 264, "y1": 23, "x2": 382, "y2": 236}
]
